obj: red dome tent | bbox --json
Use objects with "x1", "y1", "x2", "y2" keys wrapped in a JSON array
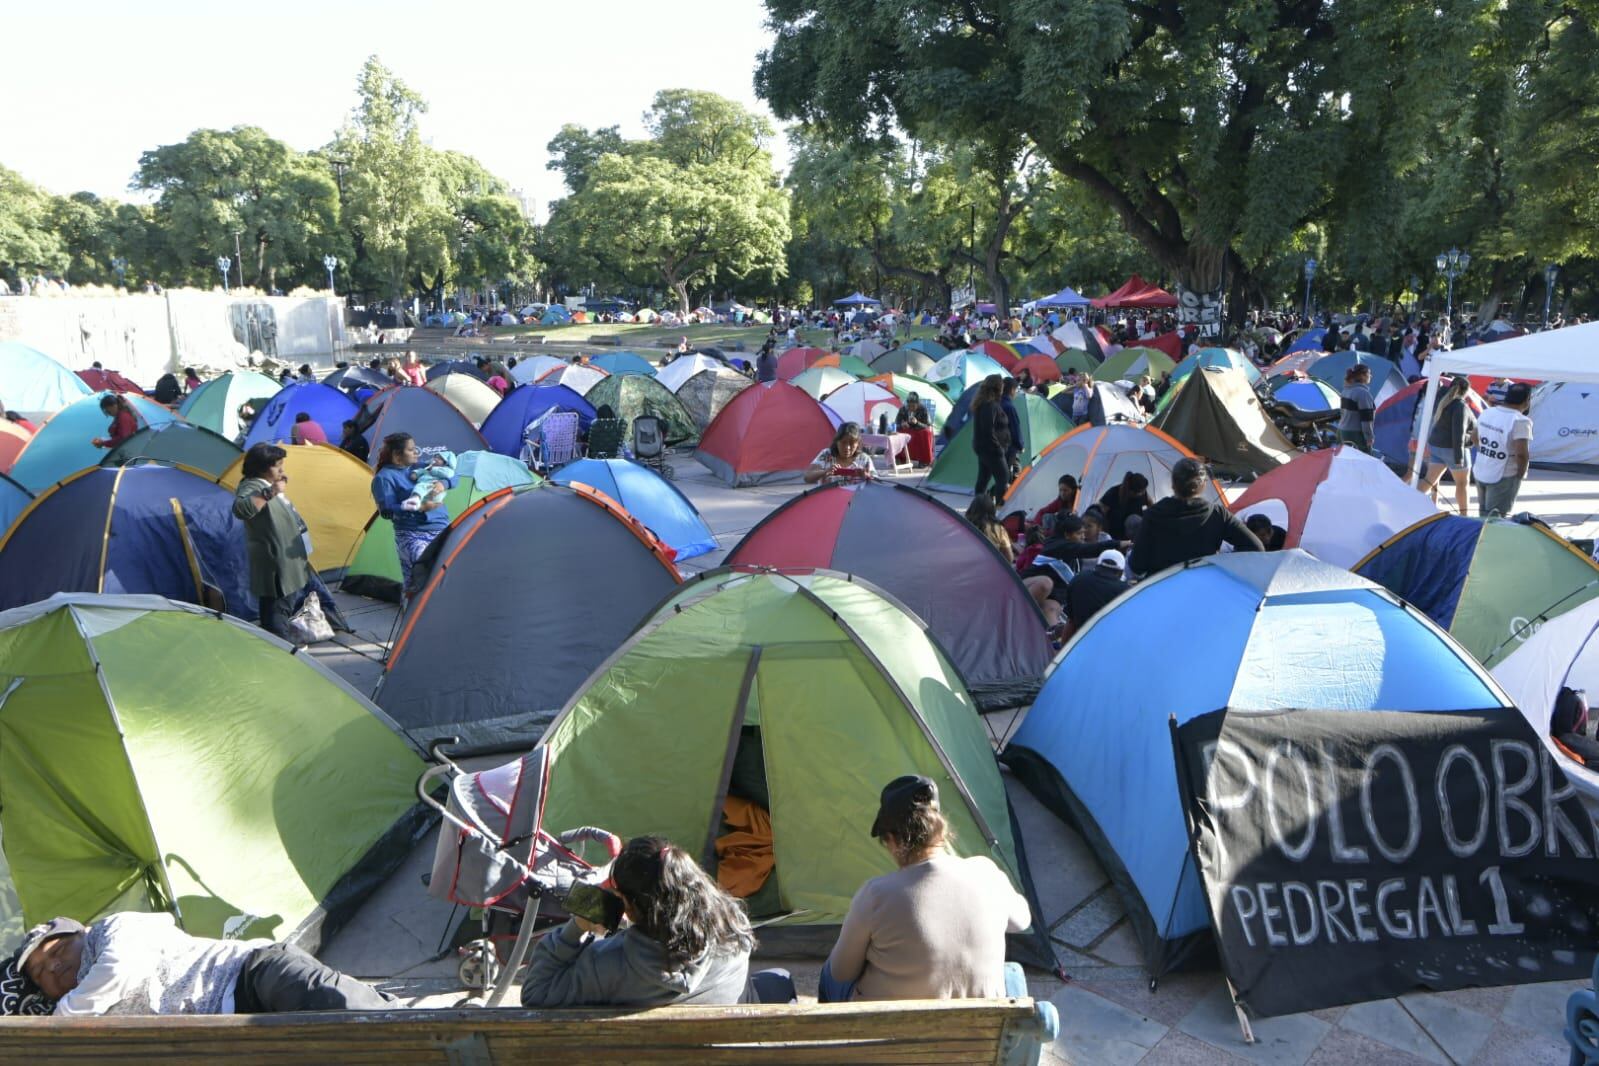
[
  {"x1": 727, "y1": 482, "x2": 1052, "y2": 710},
  {"x1": 76, "y1": 368, "x2": 145, "y2": 395},
  {"x1": 1091, "y1": 275, "x2": 1178, "y2": 309},
  {"x1": 775, "y1": 347, "x2": 832, "y2": 381},
  {"x1": 694, "y1": 382, "x2": 839, "y2": 486},
  {"x1": 971, "y1": 340, "x2": 1021, "y2": 371}
]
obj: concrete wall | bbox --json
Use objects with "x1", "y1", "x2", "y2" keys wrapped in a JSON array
[{"x1": 0, "y1": 292, "x2": 345, "y2": 383}]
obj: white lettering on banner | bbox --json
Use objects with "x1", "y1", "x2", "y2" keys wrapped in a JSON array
[
  {"x1": 1229, "y1": 875, "x2": 1535, "y2": 947},
  {"x1": 1207, "y1": 736, "x2": 1599, "y2": 868},
  {"x1": 1437, "y1": 745, "x2": 1492, "y2": 857}
]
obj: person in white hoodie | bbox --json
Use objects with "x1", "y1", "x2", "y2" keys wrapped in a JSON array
[{"x1": 520, "y1": 836, "x2": 754, "y2": 1007}]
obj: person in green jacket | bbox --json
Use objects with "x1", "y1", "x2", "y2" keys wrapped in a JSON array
[{"x1": 232, "y1": 443, "x2": 345, "y2": 640}]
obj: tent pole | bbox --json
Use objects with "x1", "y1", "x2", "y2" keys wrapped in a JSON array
[
  {"x1": 1409, "y1": 371, "x2": 1443, "y2": 487},
  {"x1": 1229, "y1": 978, "x2": 1257, "y2": 1044}
]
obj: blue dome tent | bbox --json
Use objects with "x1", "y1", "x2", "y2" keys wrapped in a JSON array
[
  {"x1": 241, "y1": 381, "x2": 357, "y2": 450},
  {"x1": 0, "y1": 465, "x2": 252, "y2": 615},
  {"x1": 553, "y1": 458, "x2": 716, "y2": 560},
  {"x1": 480, "y1": 384, "x2": 597, "y2": 456},
  {"x1": 588, "y1": 351, "x2": 658, "y2": 377},
  {"x1": 9, "y1": 392, "x2": 177, "y2": 491},
  {"x1": 0, "y1": 342, "x2": 93, "y2": 415},
  {"x1": 1002, "y1": 550, "x2": 1509, "y2": 975},
  {"x1": 1309, "y1": 351, "x2": 1407, "y2": 405},
  {"x1": 357, "y1": 385, "x2": 487, "y2": 465},
  {"x1": 0, "y1": 473, "x2": 31, "y2": 536},
  {"x1": 1283, "y1": 328, "x2": 1328, "y2": 354}
]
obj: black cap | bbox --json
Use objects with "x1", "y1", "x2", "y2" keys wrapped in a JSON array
[
  {"x1": 871, "y1": 775, "x2": 938, "y2": 838},
  {"x1": 1504, "y1": 382, "x2": 1532, "y2": 406},
  {"x1": 15, "y1": 917, "x2": 84, "y2": 973}
]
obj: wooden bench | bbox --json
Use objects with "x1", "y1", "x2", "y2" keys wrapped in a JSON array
[{"x1": 0, "y1": 998, "x2": 1058, "y2": 1064}]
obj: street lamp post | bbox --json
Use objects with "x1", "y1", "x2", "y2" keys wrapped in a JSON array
[
  {"x1": 217, "y1": 256, "x2": 231, "y2": 294},
  {"x1": 1302, "y1": 258, "x2": 1318, "y2": 320},
  {"x1": 323, "y1": 255, "x2": 338, "y2": 293},
  {"x1": 1544, "y1": 263, "x2": 1560, "y2": 329},
  {"x1": 1435, "y1": 247, "x2": 1470, "y2": 324},
  {"x1": 111, "y1": 257, "x2": 128, "y2": 289}
]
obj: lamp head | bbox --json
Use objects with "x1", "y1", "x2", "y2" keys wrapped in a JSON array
[{"x1": 1435, "y1": 253, "x2": 1448, "y2": 272}]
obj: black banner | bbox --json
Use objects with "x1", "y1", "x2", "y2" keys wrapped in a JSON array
[{"x1": 1173, "y1": 708, "x2": 1599, "y2": 1017}]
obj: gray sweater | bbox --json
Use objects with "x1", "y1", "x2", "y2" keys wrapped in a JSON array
[{"x1": 519, "y1": 920, "x2": 751, "y2": 1008}]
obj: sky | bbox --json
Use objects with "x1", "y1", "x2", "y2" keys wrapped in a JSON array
[{"x1": 1, "y1": 0, "x2": 787, "y2": 219}]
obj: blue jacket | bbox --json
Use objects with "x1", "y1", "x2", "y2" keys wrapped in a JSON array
[{"x1": 371, "y1": 464, "x2": 456, "y2": 533}]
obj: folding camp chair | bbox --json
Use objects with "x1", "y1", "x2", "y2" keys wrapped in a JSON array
[
  {"x1": 586, "y1": 416, "x2": 628, "y2": 459},
  {"x1": 632, "y1": 415, "x2": 674, "y2": 480},
  {"x1": 525, "y1": 411, "x2": 580, "y2": 472}
]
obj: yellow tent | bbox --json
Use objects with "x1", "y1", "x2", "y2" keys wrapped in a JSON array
[
  {"x1": 425, "y1": 373, "x2": 501, "y2": 427},
  {"x1": 216, "y1": 443, "x2": 375, "y2": 574}
]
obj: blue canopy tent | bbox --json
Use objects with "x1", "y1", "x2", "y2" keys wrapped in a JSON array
[
  {"x1": 9, "y1": 392, "x2": 177, "y2": 492},
  {"x1": 833, "y1": 292, "x2": 882, "y2": 306},
  {"x1": 589, "y1": 351, "x2": 659, "y2": 377},
  {"x1": 553, "y1": 459, "x2": 717, "y2": 560},
  {"x1": 480, "y1": 384, "x2": 597, "y2": 456},
  {"x1": 0, "y1": 342, "x2": 93, "y2": 415},
  {"x1": 0, "y1": 465, "x2": 253, "y2": 615},
  {"x1": 0, "y1": 474, "x2": 31, "y2": 537},
  {"x1": 1002, "y1": 551, "x2": 1508, "y2": 975},
  {"x1": 242, "y1": 382, "x2": 357, "y2": 450},
  {"x1": 1034, "y1": 286, "x2": 1091, "y2": 308}
]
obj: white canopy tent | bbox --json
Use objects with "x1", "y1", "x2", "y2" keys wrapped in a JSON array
[{"x1": 1409, "y1": 320, "x2": 1599, "y2": 483}]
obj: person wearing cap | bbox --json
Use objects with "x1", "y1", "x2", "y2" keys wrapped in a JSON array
[
  {"x1": 15, "y1": 912, "x2": 395, "y2": 1016},
  {"x1": 819, "y1": 776, "x2": 1031, "y2": 1002},
  {"x1": 1065, "y1": 549, "x2": 1130, "y2": 629},
  {"x1": 1473, "y1": 382, "x2": 1533, "y2": 517},
  {"x1": 1130, "y1": 457, "x2": 1262, "y2": 577}
]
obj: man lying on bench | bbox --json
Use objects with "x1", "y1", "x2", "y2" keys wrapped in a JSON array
[{"x1": 11, "y1": 913, "x2": 396, "y2": 1015}]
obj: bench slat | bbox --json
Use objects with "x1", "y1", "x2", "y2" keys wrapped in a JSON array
[{"x1": 0, "y1": 999, "x2": 1033, "y2": 1065}]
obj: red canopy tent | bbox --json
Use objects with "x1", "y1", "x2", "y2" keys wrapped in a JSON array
[{"x1": 1090, "y1": 275, "x2": 1178, "y2": 309}]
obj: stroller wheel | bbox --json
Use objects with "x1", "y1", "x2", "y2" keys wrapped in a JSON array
[
  {"x1": 457, "y1": 942, "x2": 500, "y2": 991},
  {"x1": 661, "y1": 463, "x2": 676, "y2": 481}
]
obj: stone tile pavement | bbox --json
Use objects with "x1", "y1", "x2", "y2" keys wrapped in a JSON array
[{"x1": 313, "y1": 456, "x2": 1599, "y2": 1063}]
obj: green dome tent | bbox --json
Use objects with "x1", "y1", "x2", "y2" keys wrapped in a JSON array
[
  {"x1": 923, "y1": 393, "x2": 1073, "y2": 495},
  {"x1": 584, "y1": 373, "x2": 699, "y2": 445},
  {"x1": 868, "y1": 372, "x2": 954, "y2": 431},
  {"x1": 101, "y1": 422, "x2": 243, "y2": 478},
  {"x1": 340, "y1": 451, "x2": 541, "y2": 602},
  {"x1": 0, "y1": 594, "x2": 428, "y2": 955},
  {"x1": 1092, "y1": 346, "x2": 1176, "y2": 383},
  {"x1": 538, "y1": 569, "x2": 1055, "y2": 967},
  {"x1": 1054, "y1": 349, "x2": 1098, "y2": 378},
  {"x1": 177, "y1": 370, "x2": 283, "y2": 443}
]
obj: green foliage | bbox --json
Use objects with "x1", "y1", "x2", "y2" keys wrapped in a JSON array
[
  {"x1": 544, "y1": 90, "x2": 789, "y2": 312},
  {"x1": 0, "y1": 166, "x2": 67, "y2": 278}
]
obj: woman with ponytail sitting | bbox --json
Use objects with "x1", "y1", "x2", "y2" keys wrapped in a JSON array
[
  {"x1": 821, "y1": 775, "x2": 1030, "y2": 1002},
  {"x1": 520, "y1": 836, "x2": 755, "y2": 1008}
]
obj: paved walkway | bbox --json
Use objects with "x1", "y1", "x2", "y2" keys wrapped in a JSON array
[{"x1": 311, "y1": 456, "x2": 1599, "y2": 1065}]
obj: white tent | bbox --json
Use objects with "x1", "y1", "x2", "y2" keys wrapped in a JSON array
[
  {"x1": 1410, "y1": 320, "x2": 1599, "y2": 482},
  {"x1": 508, "y1": 355, "x2": 567, "y2": 385},
  {"x1": 655, "y1": 354, "x2": 726, "y2": 392},
  {"x1": 1491, "y1": 595, "x2": 1599, "y2": 812},
  {"x1": 1529, "y1": 383, "x2": 1599, "y2": 466},
  {"x1": 822, "y1": 380, "x2": 901, "y2": 428}
]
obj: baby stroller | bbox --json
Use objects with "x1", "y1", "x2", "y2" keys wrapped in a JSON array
[
  {"x1": 420, "y1": 740, "x2": 621, "y2": 1005},
  {"x1": 632, "y1": 414, "x2": 674, "y2": 480}
]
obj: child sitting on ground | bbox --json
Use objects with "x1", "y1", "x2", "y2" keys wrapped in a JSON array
[{"x1": 401, "y1": 449, "x2": 457, "y2": 511}]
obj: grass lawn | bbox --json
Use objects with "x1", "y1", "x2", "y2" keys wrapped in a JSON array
[{"x1": 484, "y1": 321, "x2": 947, "y2": 350}]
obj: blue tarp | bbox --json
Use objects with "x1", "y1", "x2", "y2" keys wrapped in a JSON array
[
  {"x1": 553, "y1": 459, "x2": 716, "y2": 560},
  {"x1": 242, "y1": 382, "x2": 357, "y2": 450},
  {"x1": 9, "y1": 392, "x2": 177, "y2": 491},
  {"x1": 0, "y1": 465, "x2": 253, "y2": 615},
  {"x1": 1004, "y1": 551, "x2": 1502, "y2": 972},
  {"x1": 0, "y1": 342, "x2": 93, "y2": 415},
  {"x1": 480, "y1": 385, "x2": 597, "y2": 456}
]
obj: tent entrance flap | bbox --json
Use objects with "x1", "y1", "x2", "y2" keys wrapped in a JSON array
[{"x1": 702, "y1": 647, "x2": 761, "y2": 875}]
